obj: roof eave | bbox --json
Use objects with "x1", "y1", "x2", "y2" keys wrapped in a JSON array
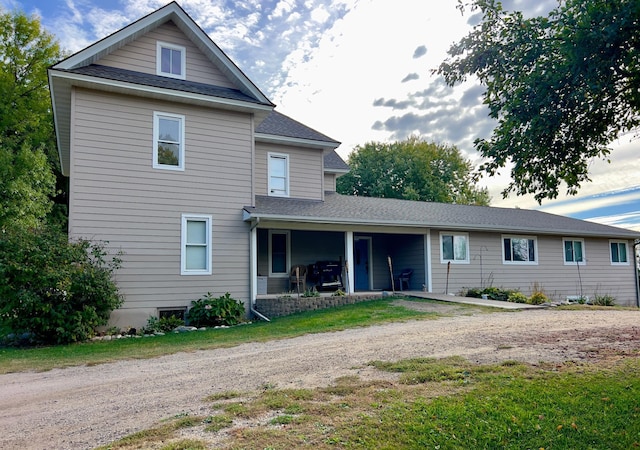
[
  {"x1": 242, "y1": 210, "x2": 640, "y2": 239},
  {"x1": 255, "y1": 132, "x2": 340, "y2": 150}
]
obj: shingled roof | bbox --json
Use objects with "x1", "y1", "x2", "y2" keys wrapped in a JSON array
[
  {"x1": 59, "y1": 64, "x2": 267, "y2": 105},
  {"x1": 244, "y1": 192, "x2": 640, "y2": 239},
  {"x1": 256, "y1": 110, "x2": 340, "y2": 146}
]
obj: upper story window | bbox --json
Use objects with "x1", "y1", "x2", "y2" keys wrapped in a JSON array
[
  {"x1": 563, "y1": 238, "x2": 585, "y2": 265},
  {"x1": 610, "y1": 240, "x2": 629, "y2": 265},
  {"x1": 153, "y1": 112, "x2": 185, "y2": 171},
  {"x1": 181, "y1": 214, "x2": 212, "y2": 275},
  {"x1": 440, "y1": 232, "x2": 469, "y2": 263},
  {"x1": 503, "y1": 235, "x2": 537, "y2": 264},
  {"x1": 268, "y1": 152, "x2": 289, "y2": 197},
  {"x1": 157, "y1": 41, "x2": 186, "y2": 79}
]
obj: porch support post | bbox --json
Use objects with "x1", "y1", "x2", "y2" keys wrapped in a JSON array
[
  {"x1": 250, "y1": 223, "x2": 258, "y2": 304},
  {"x1": 345, "y1": 231, "x2": 354, "y2": 294},
  {"x1": 425, "y1": 229, "x2": 432, "y2": 292}
]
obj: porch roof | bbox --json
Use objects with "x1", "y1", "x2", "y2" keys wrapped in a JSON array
[{"x1": 243, "y1": 192, "x2": 640, "y2": 239}]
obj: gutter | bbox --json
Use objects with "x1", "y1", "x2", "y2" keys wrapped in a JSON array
[{"x1": 249, "y1": 217, "x2": 270, "y2": 321}]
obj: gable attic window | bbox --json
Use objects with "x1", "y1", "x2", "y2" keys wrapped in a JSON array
[
  {"x1": 153, "y1": 112, "x2": 185, "y2": 170},
  {"x1": 268, "y1": 152, "x2": 289, "y2": 197},
  {"x1": 157, "y1": 41, "x2": 186, "y2": 79}
]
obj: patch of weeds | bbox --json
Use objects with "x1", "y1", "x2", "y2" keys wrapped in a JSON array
[
  {"x1": 321, "y1": 376, "x2": 361, "y2": 396},
  {"x1": 270, "y1": 414, "x2": 296, "y2": 425},
  {"x1": 370, "y1": 355, "x2": 475, "y2": 384},
  {"x1": 262, "y1": 388, "x2": 314, "y2": 410},
  {"x1": 160, "y1": 439, "x2": 208, "y2": 450},
  {"x1": 202, "y1": 414, "x2": 234, "y2": 432},
  {"x1": 224, "y1": 402, "x2": 251, "y2": 418},
  {"x1": 204, "y1": 390, "x2": 242, "y2": 402}
]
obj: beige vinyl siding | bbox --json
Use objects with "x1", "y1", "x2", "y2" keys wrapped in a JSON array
[
  {"x1": 324, "y1": 173, "x2": 336, "y2": 192},
  {"x1": 255, "y1": 142, "x2": 324, "y2": 200},
  {"x1": 429, "y1": 230, "x2": 637, "y2": 306},
  {"x1": 97, "y1": 21, "x2": 235, "y2": 88},
  {"x1": 69, "y1": 88, "x2": 252, "y2": 325}
]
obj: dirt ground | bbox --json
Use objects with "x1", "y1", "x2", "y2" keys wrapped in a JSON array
[{"x1": 1, "y1": 302, "x2": 640, "y2": 450}]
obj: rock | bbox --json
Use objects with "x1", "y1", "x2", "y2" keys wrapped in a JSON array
[{"x1": 174, "y1": 326, "x2": 198, "y2": 333}]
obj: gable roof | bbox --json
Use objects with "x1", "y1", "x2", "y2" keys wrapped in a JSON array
[
  {"x1": 243, "y1": 192, "x2": 640, "y2": 239},
  {"x1": 255, "y1": 111, "x2": 341, "y2": 150},
  {"x1": 49, "y1": 1, "x2": 274, "y2": 175}
]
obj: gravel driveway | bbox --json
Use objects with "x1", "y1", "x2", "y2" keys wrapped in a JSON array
[{"x1": 1, "y1": 303, "x2": 639, "y2": 449}]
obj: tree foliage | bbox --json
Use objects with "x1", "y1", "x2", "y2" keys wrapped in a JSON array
[
  {"x1": 0, "y1": 10, "x2": 64, "y2": 230},
  {"x1": 337, "y1": 137, "x2": 490, "y2": 206},
  {"x1": 0, "y1": 228, "x2": 123, "y2": 345},
  {"x1": 437, "y1": 0, "x2": 640, "y2": 202}
]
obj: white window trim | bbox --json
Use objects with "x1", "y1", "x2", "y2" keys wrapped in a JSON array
[
  {"x1": 268, "y1": 230, "x2": 290, "y2": 277},
  {"x1": 156, "y1": 41, "x2": 186, "y2": 79},
  {"x1": 609, "y1": 239, "x2": 630, "y2": 265},
  {"x1": 153, "y1": 112, "x2": 185, "y2": 171},
  {"x1": 502, "y1": 235, "x2": 538, "y2": 265},
  {"x1": 181, "y1": 214, "x2": 212, "y2": 275},
  {"x1": 268, "y1": 152, "x2": 290, "y2": 197},
  {"x1": 562, "y1": 238, "x2": 586, "y2": 266},
  {"x1": 439, "y1": 232, "x2": 470, "y2": 264}
]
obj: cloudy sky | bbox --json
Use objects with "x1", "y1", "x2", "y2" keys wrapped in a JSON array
[{"x1": 4, "y1": 0, "x2": 640, "y2": 231}]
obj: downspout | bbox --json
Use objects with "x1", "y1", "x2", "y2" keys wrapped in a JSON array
[{"x1": 249, "y1": 217, "x2": 270, "y2": 321}]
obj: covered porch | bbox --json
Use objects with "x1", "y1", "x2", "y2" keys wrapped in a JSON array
[{"x1": 250, "y1": 224, "x2": 430, "y2": 297}]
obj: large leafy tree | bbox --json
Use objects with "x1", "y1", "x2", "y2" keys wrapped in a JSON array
[
  {"x1": 337, "y1": 137, "x2": 490, "y2": 206},
  {"x1": 437, "y1": 0, "x2": 640, "y2": 202},
  {"x1": 0, "y1": 10, "x2": 63, "y2": 230}
]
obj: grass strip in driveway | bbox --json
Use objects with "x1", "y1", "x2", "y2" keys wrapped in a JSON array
[
  {"x1": 0, "y1": 297, "x2": 476, "y2": 374},
  {"x1": 98, "y1": 355, "x2": 640, "y2": 449}
]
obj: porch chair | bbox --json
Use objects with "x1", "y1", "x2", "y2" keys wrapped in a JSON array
[
  {"x1": 396, "y1": 268, "x2": 413, "y2": 291},
  {"x1": 289, "y1": 264, "x2": 307, "y2": 293}
]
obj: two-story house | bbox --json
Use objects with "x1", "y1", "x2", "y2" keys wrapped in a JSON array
[{"x1": 50, "y1": 2, "x2": 639, "y2": 328}]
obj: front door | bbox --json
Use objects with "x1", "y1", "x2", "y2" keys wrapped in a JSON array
[{"x1": 354, "y1": 237, "x2": 371, "y2": 290}]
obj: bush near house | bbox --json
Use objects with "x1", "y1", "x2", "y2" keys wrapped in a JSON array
[
  {"x1": 0, "y1": 228, "x2": 123, "y2": 345},
  {"x1": 186, "y1": 292, "x2": 245, "y2": 327}
]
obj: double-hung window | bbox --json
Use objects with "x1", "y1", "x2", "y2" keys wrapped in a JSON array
[
  {"x1": 153, "y1": 112, "x2": 185, "y2": 170},
  {"x1": 157, "y1": 41, "x2": 186, "y2": 79},
  {"x1": 610, "y1": 240, "x2": 629, "y2": 265},
  {"x1": 440, "y1": 232, "x2": 469, "y2": 263},
  {"x1": 269, "y1": 230, "x2": 290, "y2": 277},
  {"x1": 181, "y1": 214, "x2": 212, "y2": 275},
  {"x1": 503, "y1": 235, "x2": 537, "y2": 264},
  {"x1": 268, "y1": 153, "x2": 289, "y2": 197},
  {"x1": 563, "y1": 238, "x2": 585, "y2": 265}
]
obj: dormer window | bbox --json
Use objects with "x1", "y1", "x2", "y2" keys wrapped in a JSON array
[{"x1": 157, "y1": 41, "x2": 185, "y2": 79}]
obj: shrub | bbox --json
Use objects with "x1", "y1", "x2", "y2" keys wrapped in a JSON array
[
  {"x1": 0, "y1": 227, "x2": 123, "y2": 345},
  {"x1": 143, "y1": 315, "x2": 184, "y2": 334},
  {"x1": 528, "y1": 291, "x2": 549, "y2": 305},
  {"x1": 464, "y1": 287, "x2": 517, "y2": 301},
  {"x1": 187, "y1": 292, "x2": 245, "y2": 327},
  {"x1": 592, "y1": 294, "x2": 615, "y2": 306},
  {"x1": 507, "y1": 292, "x2": 528, "y2": 303}
]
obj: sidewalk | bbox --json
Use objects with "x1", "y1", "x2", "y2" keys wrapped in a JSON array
[{"x1": 400, "y1": 291, "x2": 546, "y2": 310}]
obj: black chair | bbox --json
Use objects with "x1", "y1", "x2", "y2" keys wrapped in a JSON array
[{"x1": 397, "y1": 269, "x2": 413, "y2": 291}]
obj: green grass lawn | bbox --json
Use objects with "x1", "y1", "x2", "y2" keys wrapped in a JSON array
[{"x1": 0, "y1": 296, "x2": 444, "y2": 374}]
